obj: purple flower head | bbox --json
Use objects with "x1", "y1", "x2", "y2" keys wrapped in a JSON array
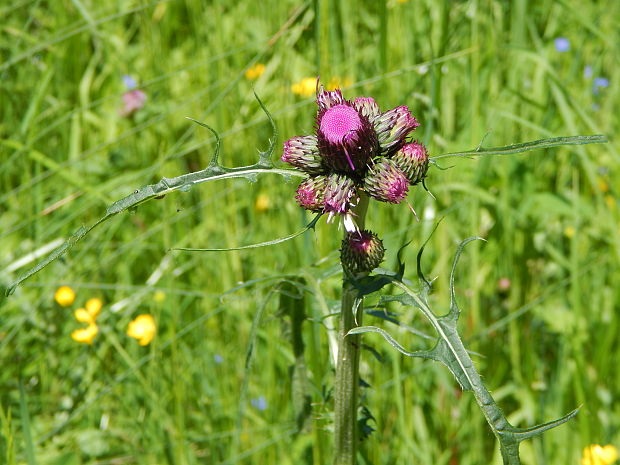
[
  {"x1": 554, "y1": 37, "x2": 570, "y2": 52},
  {"x1": 373, "y1": 106, "x2": 419, "y2": 155},
  {"x1": 295, "y1": 176, "x2": 327, "y2": 212},
  {"x1": 316, "y1": 86, "x2": 378, "y2": 173},
  {"x1": 323, "y1": 173, "x2": 357, "y2": 221},
  {"x1": 281, "y1": 135, "x2": 324, "y2": 174},
  {"x1": 364, "y1": 159, "x2": 409, "y2": 204},
  {"x1": 392, "y1": 141, "x2": 429, "y2": 185},
  {"x1": 340, "y1": 230, "x2": 385, "y2": 275}
]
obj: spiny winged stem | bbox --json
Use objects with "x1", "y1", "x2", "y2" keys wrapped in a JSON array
[{"x1": 333, "y1": 194, "x2": 369, "y2": 465}]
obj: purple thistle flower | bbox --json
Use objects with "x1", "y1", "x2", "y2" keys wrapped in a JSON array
[
  {"x1": 281, "y1": 135, "x2": 324, "y2": 174},
  {"x1": 554, "y1": 37, "x2": 570, "y2": 52},
  {"x1": 364, "y1": 159, "x2": 409, "y2": 204},
  {"x1": 373, "y1": 106, "x2": 419, "y2": 155},
  {"x1": 316, "y1": 86, "x2": 378, "y2": 173},
  {"x1": 353, "y1": 97, "x2": 381, "y2": 121},
  {"x1": 295, "y1": 176, "x2": 327, "y2": 212},
  {"x1": 340, "y1": 230, "x2": 385, "y2": 275},
  {"x1": 392, "y1": 141, "x2": 429, "y2": 185},
  {"x1": 323, "y1": 173, "x2": 357, "y2": 221}
]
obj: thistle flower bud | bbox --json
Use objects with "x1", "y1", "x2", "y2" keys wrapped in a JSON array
[
  {"x1": 295, "y1": 176, "x2": 327, "y2": 212},
  {"x1": 340, "y1": 230, "x2": 385, "y2": 275},
  {"x1": 353, "y1": 97, "x2": 381, "y2": 121},
  {"x1": 323, "y1": 173, "x2": 357, "y2": 218},
  {"x1": 281, "y1": 135, "x2": 324, "y2": 174},
  {"x1": 316, "y1": 85, "x2": 347, "y2": 109},
  {"x1": 363, "y1": 159, "x2": 409, "y2": 204},
  {"x1": 373, "y1": 105, "x2": 419, "y2": 155},
  {"x1": 392, "y1": 141, "x2": 429, "y2": 185}
]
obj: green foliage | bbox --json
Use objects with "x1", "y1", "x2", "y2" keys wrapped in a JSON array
[
  {"x1": 349, "y1": 238, "x2": 579, "y2": 464},
  {"x1": 1, "y1": 0, "x2": 619, "y2": 464}
]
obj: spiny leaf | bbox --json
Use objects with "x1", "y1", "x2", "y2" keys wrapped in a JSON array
[
  {"x1": 173, "y1": 214, "x2": 321, "y2": 252},
  {"x1": 352, "y1": 240, "x2": 579, "y2": 464},
  {"x1": 448, "y1": 236, "x2": 485, "y2": 320},
  {"x1": 431, "y1": 134, "x2": 607, "y2": 160},
  {"x1": 5, "y1": 96, "x2": 302, "y2": 297},
  {"x1": 347, "y1": 326, "x2": 435, "y2": 360},
  {"x1": 499, "y1": 407, "x2": 580, "y2": 441}
]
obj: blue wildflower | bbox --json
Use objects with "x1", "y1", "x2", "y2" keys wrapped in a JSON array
[
  {"x1": 594, "y1": 77, "x2": 609, "y2": 88},
  {"x1": 251, "y1": 396, "x2": 268, "y2": 411},
  {"x1": 584, "y1": 66, "x2": 593, "y2": 79},
  {"x1": 554, "y1": 37, "x2": 570, "y2": 52},
  {"x1": 214, "y1": 354, "x2": 223, "y2": 364},
  {"x1": 122, "y1": 75, "x2": 137, "y2": 90}
]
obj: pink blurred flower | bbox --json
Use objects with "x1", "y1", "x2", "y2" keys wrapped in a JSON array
[{"x1": 120, "y1": 89, "x2": 147, "y2": 117}]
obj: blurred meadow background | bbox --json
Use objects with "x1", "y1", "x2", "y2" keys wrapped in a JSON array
[{"x1": 1, "y1": 0, "x2": 619, "y2": 464}]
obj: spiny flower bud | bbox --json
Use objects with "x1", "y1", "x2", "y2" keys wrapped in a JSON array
[
  {"x1": 340, "y1": 230, "x2": 385, "y2": 275},
  {"x1": 353, "y1": 97, "x2": 380, "y2": 121},
  {"x1": 295, "y1": 175, "x2": 327, "y2": 212},
  {"x1": 323, "y1": 173, "x2": 357, "y2": 219},
  {"x1": 373, "y1": 105, "x2": 419, "y2": 155},
  {"x1": 316, "y1": 85, "x2": 347, "y2": 108},
  {"x1": 281, "y1": 135, "x2": 324, "y2": 174},
  {"x1": 363, "y1": 159, "x2": 409, "y2": 204},
  {"x1": 392, "y1": 141, "x2": 429, "y2": 185}
]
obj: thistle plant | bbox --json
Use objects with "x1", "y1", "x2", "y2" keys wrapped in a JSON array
[{"x1": 1, "y1": 83, "x2": 608, "y2": 464}]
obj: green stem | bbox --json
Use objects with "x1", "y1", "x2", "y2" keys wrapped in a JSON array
[{"x1": 333, "y1": 195, "x2": 369, "y2": 465}]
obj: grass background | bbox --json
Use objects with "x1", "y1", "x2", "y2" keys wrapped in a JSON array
[{"x1": 1, "y1": 0, "x2": 618, "y2": 464}]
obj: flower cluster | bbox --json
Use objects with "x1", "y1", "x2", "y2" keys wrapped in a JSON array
[
  {"x1": 282, "y1": 83, "x2": 429, "y2": 231},
  {"x1": 71, "y1": 297, "x2": 103, "y2": 345},
  {"x1": 55, "y1": 286, "x2": 157, "y2": 346}
]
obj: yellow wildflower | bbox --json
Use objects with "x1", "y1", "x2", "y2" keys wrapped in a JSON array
[
  {"x1": 597, "y1": 178, "x2": 609, "y2": 193},
  {"x1": 127, "y1": 314, "x2": 156, "y2": 346},
  {"x1": 564, "y1": 226, "x2": 576, "y2": 238},
  {"x1": 71, "y1": 324, "x2": 98, "y2": 344},
  {"x1": 326, "y1": 76, "x2": 352, "y2": 91},
  {"x1": 255, "y1": 193, "x2": 270, "y2": 213},
  {"x1": 54, "y1": 286, "x2": 76, "y2": 307},
  {"x1": 581, "y1": 444, "x2": 619, "y2": 465},
  {"x1": 85, "y1": 298, "x2": 103, "y2": 319},
  {"x1": 291, "y1": 77, "x2": 317, "y2": 97},
  {"x1": 74, "y1": 308, "x2": 94, "y2": 324},
  {"x1": 605, "y1": 195, "x2": 616, "y2": 209},
  {"x1": 245, "y1": 63, "x2": 265, "y2": 80},
  {"x1": 153, "y1": 290, "x2": 166, "y2": 303}
]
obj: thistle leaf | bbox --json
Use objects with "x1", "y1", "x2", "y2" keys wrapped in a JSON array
[
  {"x1": 4, "y1": 96, "x2": 302, "y2": 297},
  {"x1": 432, "y1": 134, "x2": 607, "y2": 160},
  {"x1": 347, "y1": 238, "x2": 579, "y2": 464}
]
